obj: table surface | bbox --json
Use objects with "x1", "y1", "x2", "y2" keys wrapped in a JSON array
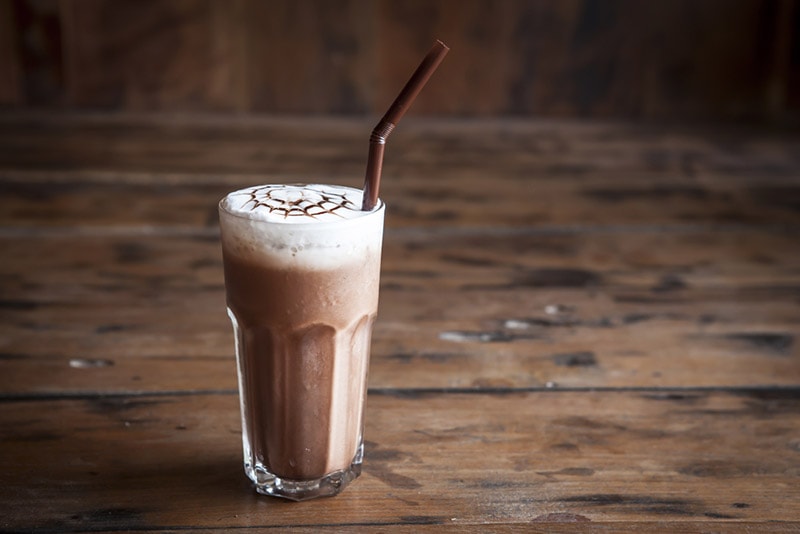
[{"x1": 1, "y1": 113, "x2": 799, "y2": 532}]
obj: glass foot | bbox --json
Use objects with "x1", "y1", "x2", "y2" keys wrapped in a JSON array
[{"x1": 246, "y1": 446, "x2": 363, "y2": 501}]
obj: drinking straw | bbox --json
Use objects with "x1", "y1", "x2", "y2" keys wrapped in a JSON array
[{"x1": 362, "y1": 40, "x2": 449, "y2": 211}]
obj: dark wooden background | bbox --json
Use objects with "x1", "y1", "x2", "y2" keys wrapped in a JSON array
[{"x1": 1, "y1": 0, "x2": 798, "y2": 122}]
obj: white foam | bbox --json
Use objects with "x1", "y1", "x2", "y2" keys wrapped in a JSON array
[
  {"x1": 219, "y1": 184, "x2": 384, "y2": 270},
  {"x1": 222, "y1": 184, "x2": 370, "y2": 223}
]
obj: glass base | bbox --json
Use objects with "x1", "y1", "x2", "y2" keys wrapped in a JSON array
[{"x1": 245, "y1": 445, "x2": 363, "y2": 501}]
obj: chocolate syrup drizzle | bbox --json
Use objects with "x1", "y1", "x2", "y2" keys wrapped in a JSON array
[{"x1": 243, "y1": 185, "x2": 360, "y2": 220}]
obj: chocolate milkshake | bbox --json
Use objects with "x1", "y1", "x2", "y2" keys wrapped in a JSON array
[{"x1": 219, "y1": 184, "x2": 384, "y2": 500}]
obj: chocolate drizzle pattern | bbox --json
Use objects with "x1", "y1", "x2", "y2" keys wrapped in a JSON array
[{"x1": 241, "y1": 185, "x2": 361, "y2": 220}]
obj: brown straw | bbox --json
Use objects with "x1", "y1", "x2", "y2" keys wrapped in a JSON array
[{"x1": 362, "y1": 40, "x2": 449, "y2": 211}]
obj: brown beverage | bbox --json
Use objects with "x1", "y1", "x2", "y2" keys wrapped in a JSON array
[{"x1": 219, "y1": 184, "x2": 384, "y2": 500}]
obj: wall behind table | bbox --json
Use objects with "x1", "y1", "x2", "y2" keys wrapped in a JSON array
[{"x1": 1, "y1": 0, "x2": 798, "y2": 122}]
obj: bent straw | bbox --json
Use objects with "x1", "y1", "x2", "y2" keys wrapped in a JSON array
[{"x1": 362, "y1": 40, "x2": 449, "y2": 211}]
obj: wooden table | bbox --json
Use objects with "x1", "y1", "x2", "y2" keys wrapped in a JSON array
[{"x1": 1, "y1": 114, "x2": 799, "y2": 532}]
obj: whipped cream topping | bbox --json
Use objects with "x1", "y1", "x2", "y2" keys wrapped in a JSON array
[
  {"x1": 219, "y1": 183, "x2": 385, "y2": 270},
  {"x1": 222, "y1": 184, "x2": 371, "y2": 223}
]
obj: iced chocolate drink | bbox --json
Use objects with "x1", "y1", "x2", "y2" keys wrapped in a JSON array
[{"x1": 219, "y1": 184, "x2": 384, "y2": 500}]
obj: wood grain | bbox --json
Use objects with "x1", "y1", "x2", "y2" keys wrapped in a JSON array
[
  {"x1": 244, "y1": 0, "x2": 375, "y2": 114},
  {"x1": 0, "y1": 115, "x2": 798, "y2": 529},
  {"x1": 2, "y1": 390, "x2": 798, "y2": 530},
  {"x1": 0, "y1": 116, "x2": 798, "y2": 229},
  {"x1": 4, "y1": 177, "x2": 800, "y2": 229},
  {"x1": 4, "y1": 0, "x2": 798, "y2": 120},
  {"x1": 2, "y1": 115, "x2": 798, "y2": 179},
  {"x1": 1, "y1": 228, "x2": 797, "y2": 394},
  {"x1": 60, "y1": 0, "x2": 245, "y2": 111}
]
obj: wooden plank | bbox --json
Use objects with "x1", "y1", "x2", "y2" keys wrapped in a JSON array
[
  {"x1": 8, "y1": 0, "x2": 789, "y2": 121},
  {"x1": 0, "y1": 117, "x2": 798, "y2": 228},
  {"x1": 244, "y1": 0, "x2": 375, "y2": 114},
  {"x1": 0, "y1": 114, "x2": 371, "y2": 176},
  {"x1": 1, "y1": 116, "x2": 798, "y2": 181},
  {"x1": 1, "y1": 229, "x2": 798, "y2": 394},
  {"x1": 60, "y1": 0, "x2": 245, "y2": 111},
  {"x1": 2, "y1": 229, "x2": 797, "y2": 307},
  {"x1": 1, "y1": 390, "x2": 798, "y2": 529},
  {"x1": 376, "y1": 0, "x2": 776, "y2": 120},
  {"x1": 3, "y1": 177, "x2": 800, "y2": 229},
  {"x1": 0, "y1": 114, "x2": 800, "y2": 181},
  {"x1": 3, "y1": 289, "x2": 799, "y2": 394}
]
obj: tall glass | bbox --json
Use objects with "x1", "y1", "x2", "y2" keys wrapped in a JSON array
[{"x1": 218, "y1": 184, "x2": 384, "y2": 501}]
